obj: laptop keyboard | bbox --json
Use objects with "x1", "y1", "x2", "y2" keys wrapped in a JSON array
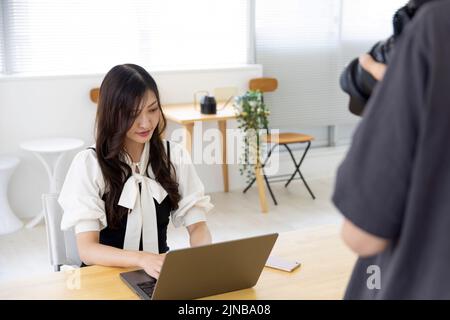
[{"x1": 137, "y1": 280, "x2": 156, "y2": 298}]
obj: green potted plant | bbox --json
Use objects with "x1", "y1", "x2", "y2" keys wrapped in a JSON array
[{"x1": 234, "y1": 90, "x2": 270, "y2": 183}]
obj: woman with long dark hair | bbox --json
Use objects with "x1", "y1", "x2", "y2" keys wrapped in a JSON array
[{"x1": 58, "y1": 64, "x2": 213, "y2": 278}]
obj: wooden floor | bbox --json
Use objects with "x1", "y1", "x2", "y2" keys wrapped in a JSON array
[{"x1": 0, "y1": 147, "x2": 347, "y2": 284}]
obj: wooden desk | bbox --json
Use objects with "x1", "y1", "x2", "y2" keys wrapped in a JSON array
[
  {"x1": 162, "y1": 103, "x2": 269, "y2": 212},
  {"x1": 0, "y1": 225, "x2": 356, "y2": 300}
]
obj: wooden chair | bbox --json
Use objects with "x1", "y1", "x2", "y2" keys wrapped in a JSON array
[
  {"x1": 243, "y1": 77, "x2": 316, "y2": 205},
  {"x1": 90, "y1": 87, "x2": 100, "y2": 103}
]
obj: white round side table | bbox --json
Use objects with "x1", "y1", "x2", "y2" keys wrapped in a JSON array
[
  {"x1": 0, "y1": 156, "x2": 23, "y2": 235},
  {"x1": 20, "y1": 138, "x2": 84, "y2": 229}
]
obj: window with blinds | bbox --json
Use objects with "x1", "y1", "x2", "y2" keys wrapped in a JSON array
[
  {"x1": 0, "y1": 0, "x2": 249, "y2": 75},
  {"x1": 255, "y1": 0, "x2": 407, "y2": 128},
  {"x1": 0, "y1": 1, "x2": 5, "y2": 73}
]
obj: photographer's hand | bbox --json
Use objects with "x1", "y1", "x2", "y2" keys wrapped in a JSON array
[{"x1": 359, "y1": 53, "x2": 387, "y2": 81}]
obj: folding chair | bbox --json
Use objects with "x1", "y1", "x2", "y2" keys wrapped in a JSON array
[{"x1": 243, "y1": 78, "x2": 316, "y2": 205}]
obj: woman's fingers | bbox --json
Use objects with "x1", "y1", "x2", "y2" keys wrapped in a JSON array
[
  {"x1": 145, "y1": 267, "x2": 160, "y2": 279},
  {"x1": 141, "y1": 253, "x2": 167, "y2": 279},
  {"x1": 158, "y1": 254, "x2": 166, "y2": 264},
  {"x1": 359, "y1": 53, "x2": 387, "y2": 81}
]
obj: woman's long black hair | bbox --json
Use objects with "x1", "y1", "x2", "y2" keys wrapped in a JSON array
[{"x1": 95, "y1": 64, "x2": 181, "y2": 229}]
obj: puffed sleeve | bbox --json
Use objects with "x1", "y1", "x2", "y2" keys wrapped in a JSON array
[
  {"x1": 169, "y1": 141, "x2": 213, "y2": 228},
  {"x1": 58, "y1": 149, "x2": 108, "y2": 234}
]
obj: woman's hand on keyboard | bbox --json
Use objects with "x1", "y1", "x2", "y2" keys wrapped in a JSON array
[{"x1": 138, "y1": 252, "x2": 166, "y2": 279}]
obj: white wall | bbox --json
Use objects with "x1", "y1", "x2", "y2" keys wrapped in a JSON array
[{"x1": 0, "y1": 65, "x2": 265, "y2": 219}]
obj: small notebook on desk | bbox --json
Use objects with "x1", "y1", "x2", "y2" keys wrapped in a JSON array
[{"x1": 265, "y1": 255, "x2": 301, "y2": 272}]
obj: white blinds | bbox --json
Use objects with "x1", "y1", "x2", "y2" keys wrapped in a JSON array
[
  {"x1": 341, "y1": 0, "x2": 408, "y2": 42},
  {"x1": 255, "y1": 0, "x2": 407, "y2": 128},
  {"x1": 0, "y1": 1, "x2": 4, "y2": 73},
  {"x1": 1, "y1": 0, "x2": 249, "y2": 75},
  {"x1": 134, "y1": 0, "x2": 249, "y2": 70},
  {"x1": 339, "y1": 0, "x2": 408, "y2": 67}
]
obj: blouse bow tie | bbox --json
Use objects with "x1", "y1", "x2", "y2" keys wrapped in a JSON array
[{"x1": 118, "y1": 172, "x2": 168, "y2": 253}]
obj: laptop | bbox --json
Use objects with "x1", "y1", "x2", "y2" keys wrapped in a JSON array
[{"x1": 120, "y1": 233, "x2": 278, "y2": 300}]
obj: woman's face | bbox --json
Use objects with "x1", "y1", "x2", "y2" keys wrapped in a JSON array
[{"x1": 125, "y1": 90, "x2": 161, "y2": 145}]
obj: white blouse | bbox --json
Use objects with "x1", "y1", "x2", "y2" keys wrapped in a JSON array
[{"x1": 58, "y1": 140, "x2": 213, "y2": 253}]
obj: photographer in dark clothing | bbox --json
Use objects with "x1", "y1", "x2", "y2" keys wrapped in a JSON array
[{"x1": 333, "y1": 0, "x2": 450, "y2": 299}]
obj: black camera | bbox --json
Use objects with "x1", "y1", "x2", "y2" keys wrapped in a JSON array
[{"x1": 339, "y1": 0, "x2": 436, "y2": 116}]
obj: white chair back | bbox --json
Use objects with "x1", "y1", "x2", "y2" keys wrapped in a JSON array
[{"x1": 42, "y1": 193, "x2": 81, "y2": 271}]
